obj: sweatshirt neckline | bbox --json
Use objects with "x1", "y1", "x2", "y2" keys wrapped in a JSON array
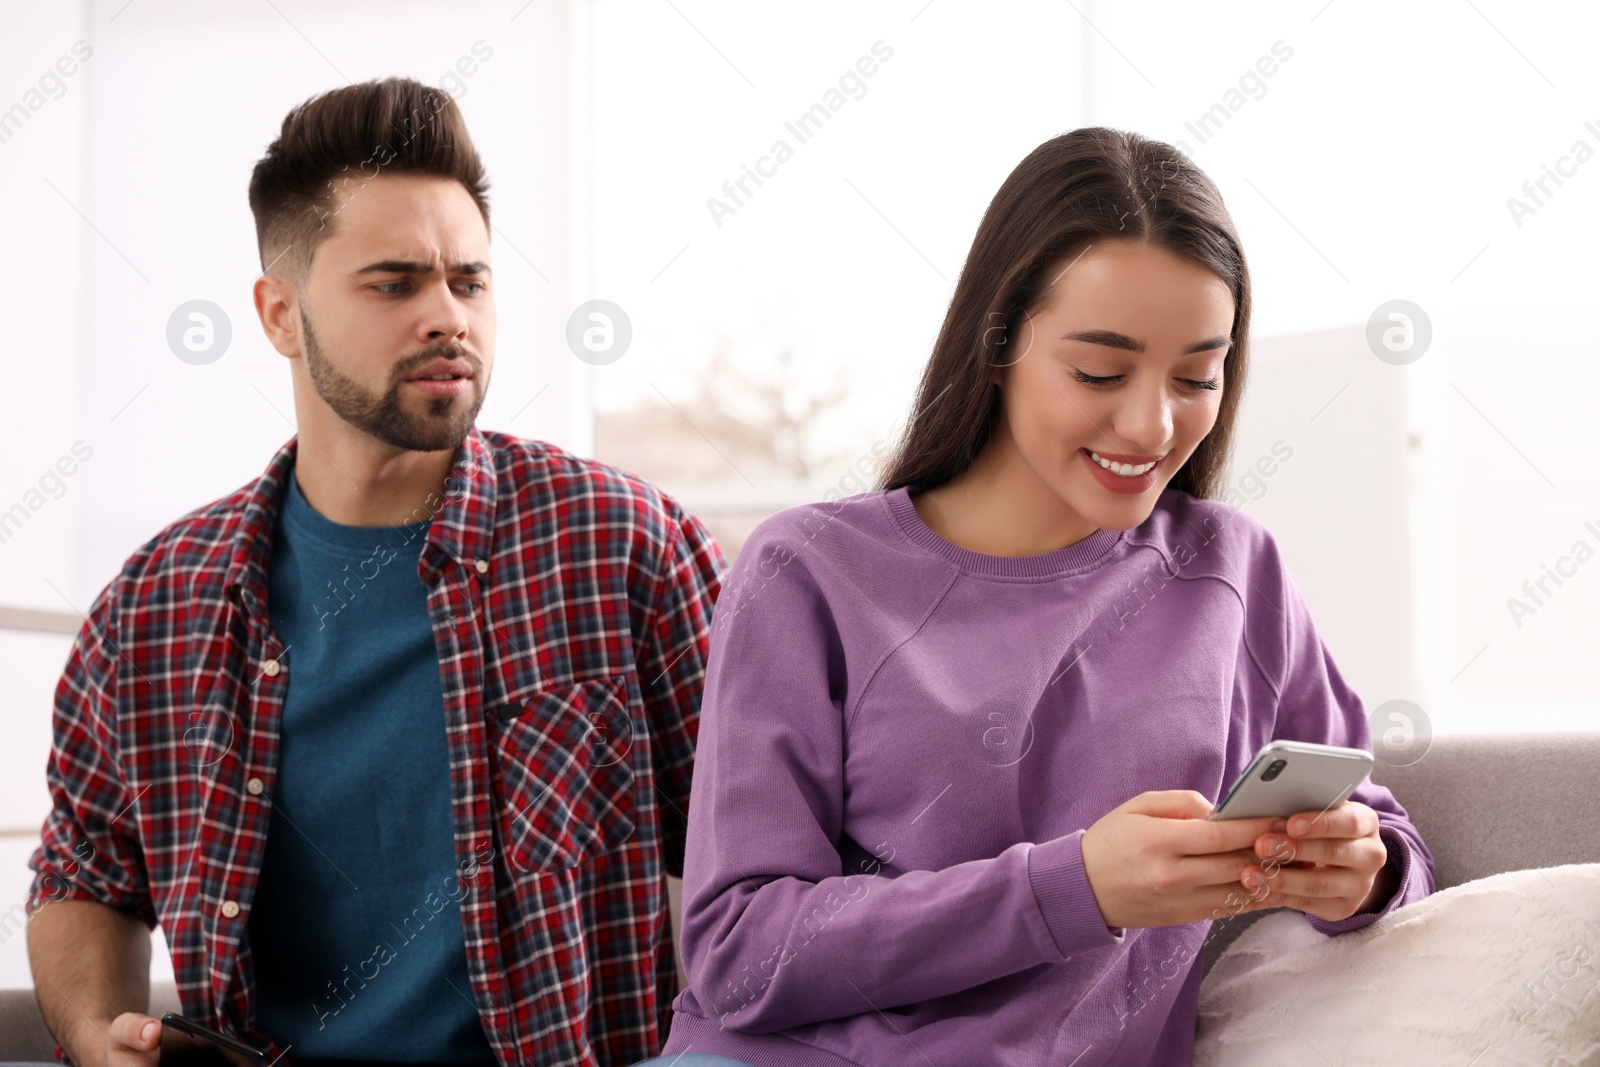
[{"x1": 885, "y1": 485, "x2": 1126, "y2": 578}]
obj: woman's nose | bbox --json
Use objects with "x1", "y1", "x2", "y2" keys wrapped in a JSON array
[{"x1": 1114, "y1": 384, "x2": 1174, "y2": 449}]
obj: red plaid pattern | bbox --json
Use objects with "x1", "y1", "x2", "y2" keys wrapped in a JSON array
[{"x1": 26, "y1": 426, "x2": 725, "y2": 1066}]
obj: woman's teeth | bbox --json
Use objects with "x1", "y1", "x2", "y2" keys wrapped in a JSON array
[{"x1": 1088, "y1": 451, "x2": 1159, "y2": 477}]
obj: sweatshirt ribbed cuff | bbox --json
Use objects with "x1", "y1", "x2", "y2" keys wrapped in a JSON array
[
  {"x1": 1306, "y1": 824, "x2": 1412, "y2": 936},
  {"x1": 1027, "y1": 829, "x2": 1127, "y2": 958}
]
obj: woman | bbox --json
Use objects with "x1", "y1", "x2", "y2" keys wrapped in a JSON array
[{"x1": 657, "y1": 127, "x2": 1434, "y2": 1066}]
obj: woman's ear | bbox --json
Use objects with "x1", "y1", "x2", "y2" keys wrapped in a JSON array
[{"x1": 989, "y1": 356, "x2": 1013, "y2": 392}]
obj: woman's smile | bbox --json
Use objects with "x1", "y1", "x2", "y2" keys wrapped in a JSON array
[{"x1": 1080, "y1": 447, "x2": 1165, "y2": 494}]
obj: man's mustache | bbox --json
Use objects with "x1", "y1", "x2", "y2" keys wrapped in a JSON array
[{"x1": 393, "y1": 347, "x2": 482, "y2": 381}]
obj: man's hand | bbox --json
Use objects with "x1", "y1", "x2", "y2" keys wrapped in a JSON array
[
  {"x1": 67, "y1": 1012, "x2": 162, "y2": 1067},
  {"x1": 76, "y1": 1014, "x2": 260, "y2": 1067},
  {"x1": 1241, "y1": 801, "x2": 1393, "y2": 922}
]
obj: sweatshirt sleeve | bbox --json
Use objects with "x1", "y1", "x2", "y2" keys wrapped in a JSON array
[
  {"x1": 1263, "y1": 538, "x2": 1437, "y2": 935},
  {"x1": 676, "y1": 514, "x2": 1123, "y2": 1035}
]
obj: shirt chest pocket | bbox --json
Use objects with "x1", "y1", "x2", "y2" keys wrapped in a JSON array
[{"x1": 489, "y1": 674, "x2": 637, "y2": 872}]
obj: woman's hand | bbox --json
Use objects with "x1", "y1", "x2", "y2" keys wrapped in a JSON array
[
  {"x1": 1240, "y1": 800, "x2": 1394, "y2": 922},
  {"x1": 1080, "y1": 790, "x2": 1289, "y2": 930}
]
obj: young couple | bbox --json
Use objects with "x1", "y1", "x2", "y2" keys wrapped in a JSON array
[{"x1": 25, "y1": 75, "x2": 1430, "y2": 1067}]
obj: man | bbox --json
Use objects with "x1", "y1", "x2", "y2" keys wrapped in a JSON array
[{"x1": 26, "y1": 76, "x2": 725, "y2": 1067}]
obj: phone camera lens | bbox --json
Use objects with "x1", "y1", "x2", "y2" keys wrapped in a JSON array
[{"x1": 1260, "y1": 758, "x2": 1287, "y2": 782}]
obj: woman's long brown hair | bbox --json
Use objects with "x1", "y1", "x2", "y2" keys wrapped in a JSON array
[{"x1": 878, "y1": 127, "x2": 1252, "y2": 502}]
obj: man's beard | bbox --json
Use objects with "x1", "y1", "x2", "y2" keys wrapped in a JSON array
[{"x1": 300, "y1": 304, "x2": 487, "y2": 452}]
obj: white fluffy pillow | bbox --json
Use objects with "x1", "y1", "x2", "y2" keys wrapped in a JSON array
[{"x1": 1195, "y1": 863, "x2": 1600, "y2": 1065}]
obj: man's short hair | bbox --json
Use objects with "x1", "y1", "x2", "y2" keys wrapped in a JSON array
[{"x1": 247, "y1": 76, "x2": 491, "y2": 289}]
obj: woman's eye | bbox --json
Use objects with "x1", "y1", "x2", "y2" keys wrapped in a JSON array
[{"x1": 1071, "y1": 370, "x2": 1220, "y2": 391}]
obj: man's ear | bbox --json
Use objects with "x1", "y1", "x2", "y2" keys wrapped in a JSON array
[{"x1": 253, "y1": 271, "x2": 302, "y2": 359}]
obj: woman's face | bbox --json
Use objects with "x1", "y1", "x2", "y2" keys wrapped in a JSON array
[{"x1": 995, "y1": 238, "x2": 1236, "y2": 531}]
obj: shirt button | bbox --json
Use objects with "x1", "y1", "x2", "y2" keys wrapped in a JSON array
[
  {"x1": 246, "y1": 777, "x2": 265, "y2": 796},
  {"x1": 262, "y1": 659, "x2": 281, "y2": 677},
  {"x1": 220, "y1": 900, "x2": 241, "y2": 919},
  {"x1": 474, "y1": 559, "x2": 489, "y2": 574}
]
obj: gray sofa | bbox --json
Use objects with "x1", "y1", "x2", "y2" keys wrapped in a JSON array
[{"x1": 4, "y1": 731, "x2": 1597, "y2": 1059}]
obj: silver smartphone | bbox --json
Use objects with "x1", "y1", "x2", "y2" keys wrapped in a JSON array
[{"x1": 1207, "y1": 739, "x2": 1374, "y2": 821}]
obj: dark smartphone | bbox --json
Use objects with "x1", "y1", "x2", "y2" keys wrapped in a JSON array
[{"x1": 159, "y1": 1014, "x2": 267, "y2": 1067}]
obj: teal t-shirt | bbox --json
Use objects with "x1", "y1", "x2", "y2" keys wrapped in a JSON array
[{"x1": 249, "y1": 465, "x2": 492, "y2": 1060}]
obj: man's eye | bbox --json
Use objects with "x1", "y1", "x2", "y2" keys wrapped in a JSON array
[{"x1": 373, "y1": 281, "x2": 487, "y2": 295}]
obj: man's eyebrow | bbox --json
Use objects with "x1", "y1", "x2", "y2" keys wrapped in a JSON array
[
  {"x1": 1059, "y1": 329, "x2": 1231, "y2": 355},
  {"x1": 353, "y1": 260, "x2": 491, "y2": 276}
]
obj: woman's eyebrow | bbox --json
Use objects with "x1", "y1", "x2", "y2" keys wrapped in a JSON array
[{"x1": 1059, "y1": 328, "x2": 1230, "y2": 354}]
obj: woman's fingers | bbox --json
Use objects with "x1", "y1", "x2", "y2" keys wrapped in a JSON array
[
  {"x1": 1197, "y1": 877, "x2": 1283, "y2": 922},
  {"x1": 1157, "y1": 847, "x2": 1270, "y2": 891},
  {"x1": 1251, "y1": 832, "x2": 1383, "y2": 876},
  {"x1": 1280, "y1": 801, "x2": 1378, "y2": 842},
  {"x1": 1240, "y1": 858, "x2": 1365, "y2": 910},
  {"x1": 1252, "y1": 833, "x2": 1336, "y2": 866},
  {"x1": 1168, "y1": 813, "x2": 1282, "y2": 857}
]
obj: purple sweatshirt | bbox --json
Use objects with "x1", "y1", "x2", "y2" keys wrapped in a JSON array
[{"x1": 660, "y1": 485, "x2": 1435, "y2": 1066}]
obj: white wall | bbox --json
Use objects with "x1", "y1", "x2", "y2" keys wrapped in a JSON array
[
  {"x1": 1416, "y1": 311, "x2": 1600, "y2": 732},
  {"x1": 0, "y1": 0, "x2": 97, "y2": 996},
  {"x1": 1228, "y1": 326, "x2": 1416, "y2": 718},
  {"x1": 0, "y1": 5, "x2": 90, "y2": 607}
]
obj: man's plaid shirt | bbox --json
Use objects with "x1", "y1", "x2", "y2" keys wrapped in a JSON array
[{"x1": 26, "y1": 426, "x2": 726, "y2": 1066}]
